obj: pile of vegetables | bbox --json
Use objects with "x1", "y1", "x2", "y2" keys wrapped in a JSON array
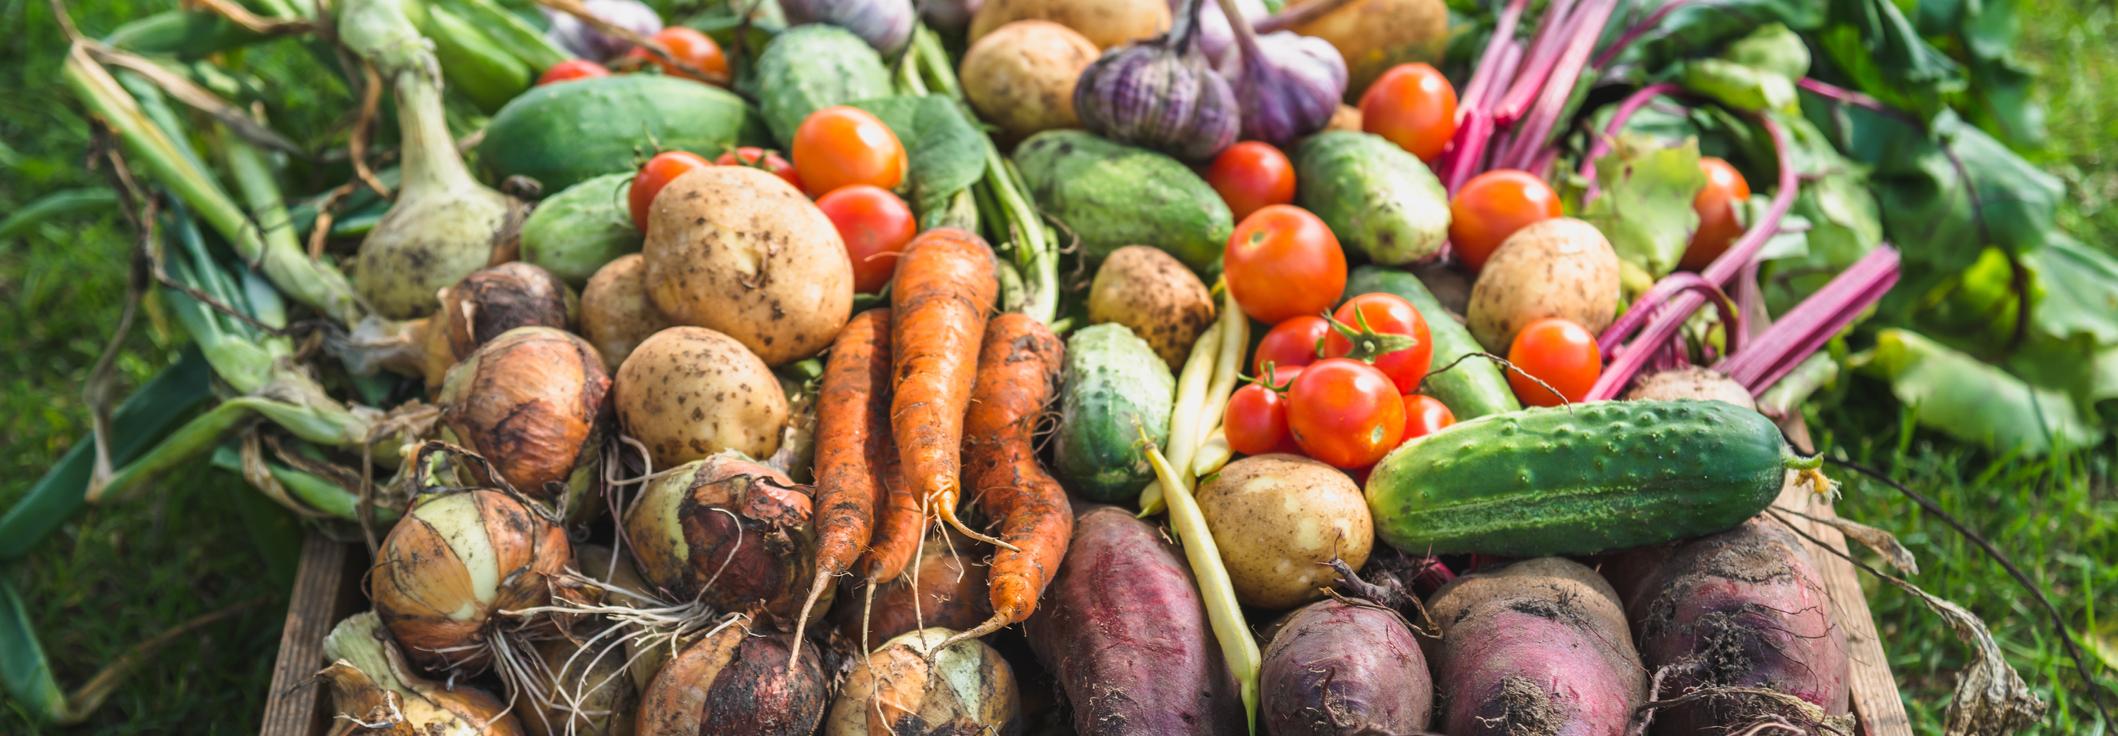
[{"x1": 8, "y1": 0, "x2": 2111, "y2": 732}]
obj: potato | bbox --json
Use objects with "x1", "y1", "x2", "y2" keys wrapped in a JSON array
[
  {"x1": 962, "y1": 21, "x2": 1098, "y2": 142},
  {"x1": 969, "y1": 0, "x2": 1169, "y2": 49},
  {"x1": 1466, "y1": 217, "x2": 1621, "y2": 351},
  {"x1": 1290, "y1": 0, "x2": 1450, "y2": 97},
  {"x1": 615, "y1": 326, "x2": 788, "y2": 467},
  {"x1": 1197, "y1": 454, "x2": 1373, "y2": 610},
  {"x1": 582, "y1": 254, "x2": 670, "y2": 371},
  {"x1": 1087, "y1": 245, "x2": 1215, "y2": 368},
  {"x1": 643, "y1": 166, "x2": 852, "y2": 367},
  {"x1": 1327, "y1": 103, "x2": 1362, "y2": 132}
]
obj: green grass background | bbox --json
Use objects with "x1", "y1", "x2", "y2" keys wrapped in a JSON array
[{"x1": 1, "y1": 0, "x2": 2113, "y2": 732}]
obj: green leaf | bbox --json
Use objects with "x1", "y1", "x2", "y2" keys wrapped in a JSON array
[
  {"x1": 0, "y1": 189, "x2": 119, "y2": 239},
  {"x1": 0, "y1": 581, "x2": 65, "y2": 723},
  {"x1": 849, "y1": 95, "x2": 992, "y2": 215},
  {"x1": 2024, "y1": 235, "x2": 2118, "y2": 346},
  {"x1": 1858, "y1": 329, "x2": 2102, "y2": 456},
  {"x1": 1609, "y1": 0, "x2": 1827, "y2": 73},
  {"x1": 1817, "y1": 0, "x2": 1965, "y2": 119},
  {"x1": 1678, "y1": 24, "x2": 1810, "y2": 112},
  {"x1": 1582, "y1": 135, "x2": 1706, "y2": 277},
  {"x1": 1811, "y1": 108, "x2": 2062, "y2": 272}
]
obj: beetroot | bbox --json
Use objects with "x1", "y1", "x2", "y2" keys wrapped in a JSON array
[
  {"x1": 1260, "y1": 598, "x2": 1432, "y2": 735},
  {"x1": 1425, "y1": 557, "x2": 1647, "y2": 736}
]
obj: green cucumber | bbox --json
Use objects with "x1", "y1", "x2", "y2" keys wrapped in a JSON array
[
  {"x1": 753, "y1": 25, "x2": 894, "y2": 146},
  {"x1": 519, "y1": 173, "x2": 639, "y2": 286},
  {"x1": 1365, "y1": 400, "x2": 1818, "y2": 556},
  {"x1": 1344, "y1": 266, "x2": 1519, "y2": 419},
  {"x1": 1294, "y1": 131, "x2": 1450, "y2": 265},
  {"x1": 477, "y1": 75, "x2": 768, "y2": 192},
  {"x1": 1012, "y1": 130, "x2": 1234, "y2": 273},
  {"x1": 1054, "y1": 324, "x2": 1176, "y2": 502}
]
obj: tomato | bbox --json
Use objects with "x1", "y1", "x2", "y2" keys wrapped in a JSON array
[
  {"x1": 815, "y1": 185, "x2": 917, "y2": 293},
  {"x1": 536, "y1": 59, "x2": 610, "y2": 86},
  {"x1": 716, "y1": 147, "x2": 803, "y2": 192},
  {"x1": 1224, "y1": 205, "x2": 1347, "y2": 323},
  {"x1": 1505, "y1": 317, "x2": 1602, "y2": 407},
  {"x1": 1360, "y1": 63, "x2": 1458, "y2": 162},
  {"x1": 1321, "y1": 292, "x2": 1434, "y2": 393},
  {"x1": 1398, "y1": 394, "x2": 1455, "y2": 441},
  {"x1": 1225, "y1": 383, "x2": 1299, "y2": 456},
  {"x1": 1204, "y1": 141, "x2": 1297, "y2": 221},
  {"x1": 1680, "y1": 156, "x2": 1752, "y2": 271},
  {"x1": 1253, "y1": 315, "x2": 1330, "y2": 380},
  {"x1": 1447, "y1": 169, "x2": 1562, "y2": 271},
  {"x1": 1286, "y1": 358, "x2": 1406, "y2": 469},
  {"x1": 629, "y1": 150, "x2": 713, "y2": 232},
  {"x1": 626, "y1": 27, "x2": 728, "y2": 83},
  {"x1": 792, "y1": 106, "x2": 908, "y2": 197}
]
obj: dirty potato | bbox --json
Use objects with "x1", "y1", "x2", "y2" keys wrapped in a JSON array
[
  {"x1": 1466, "y1": 217, "x2": 1621, "y2": 351},
  {"x1": 1197, "y1": 454, "x2": 1374, "y2": 610},
  {"x1": 615, "y1": 326, "x2": 788, "y2": 467},
  {"x1": 1086, "y1": 245, "x2": 1215, "y2": 368},
  {"x1": 582, "y1": 254, "x2": 671, "y2": 371}
]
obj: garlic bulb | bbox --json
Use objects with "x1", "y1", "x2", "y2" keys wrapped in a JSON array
[
  {"x1": 1072, "y1": 0, "x2": 1239, "y2": 161},
  {"x1": 1216, "y1": 0, "x2": 1347, "y2": 146}
]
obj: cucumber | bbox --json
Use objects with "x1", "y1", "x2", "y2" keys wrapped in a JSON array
[
  {"x1": 1012, "y1": 130, "x2": 1234, "y2": 273},
  {"x1": 477, "y1": 75, "x2": 768, "y2": 191},
  {"x1": 1054, "y1": 324, "x2": 1176, "y2": 502},
  {"x1": 753, "y1": 25, "x2": 894, "y2": 146},
  {"x1": 519, "y1": 173, "x2": 639, "y2": 286},
  {"x1": 1294, "y1": 131, "x2": 1450, "y2": 265},
  {"x1": 1365, "y1": 400, "x2": 1818, "y2": 556},
  {"x1": 1344, "y1": 266, "x2": 1518, "y2": 419}
]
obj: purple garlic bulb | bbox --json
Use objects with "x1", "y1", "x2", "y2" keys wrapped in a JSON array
[
  {"x1": 1216, "y1": 0, "x2": 1346, "y2": 147},
  {"x1": 782, "y1": 0, "x2": 917, "y2": 56},
  {"x1": 917, "y1": 0, "x2": 983, "y2": 34},
  {"x1": 1181, "y1": 0, "x2": 1267, "y2": 69},
  {"x1": 544, "y1": 0, "x2": 662, "y2": 62},
  {"x1": 1073, "y1": 0, "x2": 1240, "y2": 161}
]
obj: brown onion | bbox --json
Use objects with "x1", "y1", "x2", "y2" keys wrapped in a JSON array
[
  {"x1": 369, "y1": 489, "x2": 571, "y2": 673},
  {"x1": 320, "y1": 611, "x2": 524, "y2": 735},
  {"x1": 424, "y1": 262, "x2": 577, "y2": 389},
  {"x1": 522, "y1": 631, "x2": 638, "y2": 736},
  {"x1": 437, "y1": 326, "x2": 610, "y2": 517},
  {"x1": 635, "y1": 620, "x2": 826, "y2": 736},
  {"x1": 823, "y1": 627, "x2": 1021, "y2": 735},
  {"x1": 830, "y1": 528, "x2": 992, "y2": 647},
  {"x1": 623, "y1": 452, "x2": 823, "y2": 624}
]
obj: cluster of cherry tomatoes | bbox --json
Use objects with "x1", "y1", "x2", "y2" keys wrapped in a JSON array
[{"x1": 627, "y1": 105, "x2": 919, "y2": 294}]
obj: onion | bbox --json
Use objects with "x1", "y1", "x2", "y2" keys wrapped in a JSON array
[
  {"x1": 635, "y1": 619, "x2": 827, "y2": 736},
  {"x1": 623, "y1": 452, "x2": 823, "y2": 624},
  {"x1": 522, "y1": 631, "x2": 638, "y2": 736},
  {"x1": 824, "y1": 628, "x2": 1021, "y2": 734},
  {"x1": 320, "y1": 611, "x2": 522, "y2": 735},
  {"x1": 545, "y1": 0, "x2": 663, "y2": 62},
  {"x1": 436, "y1": 327, "x2": 610, "y2": 519},
  {"x1": 369, "y1": 488, "x2": 571, "y2": 674},
  {"x1": 425, "y1": 263, "x2": 577, "y2": 389}
]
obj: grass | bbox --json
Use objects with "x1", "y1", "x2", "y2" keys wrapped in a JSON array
[{"x1": 0, "y1": 0, "x2": 2113, "y2": 734}]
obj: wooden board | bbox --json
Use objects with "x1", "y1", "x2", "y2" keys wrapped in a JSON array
[
  {"x1": 259, "y1": 535, "x2": 367, "y2": 736},
  {"x1": 1775, "y1": 421, "x2": 1913, "y2": 736}
]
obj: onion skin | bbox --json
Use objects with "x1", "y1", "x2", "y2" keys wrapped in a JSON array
[
  {"x1": 636, "y1": 622, "x2": 827, "y2": 736},
  {"x1": 624, "y1": 453, "x2": 824, "y2": 625},
  {"x1": 321, "y1": 611, "x2": 524, "y2": 736},
  {"x1": 824, "y1": 627, "x2": 1021, "y2": 735},
  {"x1": 369, "y1": 489, "x2": 572, "y2": 674},
  {"x1": 523, "y1": 633, "x2": 637, "y2": 736},
  {"x1": 829, "y1": 528, "x2": 992, "y2": 646},
  {"x1": 428, "y1": 263, "x2": 576, "y2": 388},
  {"x1": 437, "y1": 327, "x2": 610, "y2": 510}
]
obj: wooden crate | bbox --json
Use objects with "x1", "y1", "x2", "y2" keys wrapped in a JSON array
[{"x1": 258, "y1": 422, "x2": 1911, "y2": 735}]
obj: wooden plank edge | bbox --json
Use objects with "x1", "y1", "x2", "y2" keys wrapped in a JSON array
[{"x1": 258, "y1": 534, "x2": 362, "y2": 736}]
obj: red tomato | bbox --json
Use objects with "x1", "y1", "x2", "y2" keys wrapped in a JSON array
[
  {"x1": 1286, "y1": 358, "x2": 1406, "y2": 469},
  {"x1": 1321, "y1": 292, "x2": 1434, "y2": 393},
  {"x1": 1398, "y1": 394, "x2": 1455, "y2": 441},
  {"x1": 1224, "y1": 205, "x2": 1347, "y2": 323},
  {"x1": 1448, "y1": 170, "x2": 1563, "y2": 271},
  {"x1": 716, "y1": 147, "x2": 802, "y2": 192},
  {"x1": 1253, "y1": 315, "x2": 1330, "y2": 380},
  {"x1": 629, "y1": 150, "x2": 712, "y2": 232},
  {"x1": 1360, "y1": 63, "x2": 1458, "y2": 162},
  {"x1": 1680, "y1": 156, "x2": 1752, "y2": 271},
  {"x1": 815, "y1": 185, "x2": 917, "y2": 293},
  {"x1": 626, "y1": 27, "x2": 728, "y2": 83},
  {"x1": 1505, "y1": 318, "x2": 1602, "y2": 407},
  {"x1": 536, "y1": 59, "x2": 610, "y2": 86},
  {"x1": 1204, "y1": 141, "x2": 1297, "y2": 221},
  {"x1": 792, "y1": 106, "x2": 908, "y2": 197},
  {"x1": 1225, "y1": 383, "x2": 1299, "y2": 456}
]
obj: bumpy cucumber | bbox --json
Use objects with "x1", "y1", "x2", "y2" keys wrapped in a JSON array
[
  {"x1": 1011, "y1": 130, "x2": 1234, "y2": 273},
  {"x1": 1054, "y1": 324, "x2": 1176, "y2": 502},
  {"x1": 753, "y1": 24, "x2": 894, "y2": 146},
  {"x1": 1344, "y1": 266, "x2": 1519, "y2": 419},
  {"x1": 1365, "y1": 400, "x2": 1818, "y2": 556},
  {"x1": 478, "y1": 75, "x2": 767, "y2": 191}
]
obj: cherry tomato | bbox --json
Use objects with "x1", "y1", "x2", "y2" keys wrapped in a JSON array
[
  {"x1": 536, "y1": 59, "x2": 610, "y2": 86},
  {"x1": 1505, "y1": 317, "x2": 1601, "y2": 407},
  {"x1": 1680, "y1": 156, "x2": 1752, "y2": 271},
  {"x1": 792, "y1": 106, "x2": 908, "y2": 197},
  {"x1": 1225, "y1": 383, "x2": 1299, "y2": 456},
  {"x1": 715, "y1": 147, "x2": 802, "y2": 192},
  {"x1": 1322, "y1": 292, "x2": 1434, "y2": 393},
  {"x1": 1448, "y1": 170, "x2": 1562, "y2": 272},
  {"x1": 626, "y1": 27, "x2": 728, "y2": 83},
  {"x1": 1253, "y1": 315, "x2": 1330, "y2": 380},
  {"x1": 1360, "y1": 63, "x2": 1458, "y2": 162},
  {"x1": 629, "y1": 150, "x2": 713, "y2": 232},
  {"x1": 1286, "y1": 358, "x2": 1406, "y2": 469},
  {"x1": 1398, "y1": 394, "x2": 1456, "y2": 441},
  {"x1": 1204, "y1": 141, "x2": 1297, "y2": 221},
  {"x1": 815, "y1": 185, "x2": 917, "y2": 293},
  {"x1": 1224, "y1": 205, "x2": 1347, "y2": 324}
]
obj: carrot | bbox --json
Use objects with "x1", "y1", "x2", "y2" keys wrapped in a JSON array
[
  {"x1": 941, "y1": 314, "x2": 1072, "y2": 649},
  {"x1": 888, "y1": 228, "x2": 1011, "y2": 551},
  {"x1": 789, "y1": 308, "x2": 891, "y2": 667}
]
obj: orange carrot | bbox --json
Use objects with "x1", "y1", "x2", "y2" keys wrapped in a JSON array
[
  {"x1": 789, "y1": 308, "x2": 891, "y2": 663},
  {"x1": 887, "y1": 228, "x2": 1010, "y2": 551},
  {"x1": 942, "y1": 313, "x2": 1072, "y2": 647}
]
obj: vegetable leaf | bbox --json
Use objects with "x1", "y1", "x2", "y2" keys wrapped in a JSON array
[
  {"x1": 2024, "y1": 235, "x2": 2118, "y2": 345},
  {"x1": 1679, "y1": 24, "x2": 1810, "y2": 113},
  {"x1": 1858, "y1": 329, "x2": 2102, "y2": 456},
  {"x1": 850, "y1": 95, "x2": 991, "y2": 215},
  {"x1": 1582, "y1": 135, "x2": 1705, "y2": 277},
  {"x1": 1815, "y1": 0, "x2": 1965, "y2": 120}
]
